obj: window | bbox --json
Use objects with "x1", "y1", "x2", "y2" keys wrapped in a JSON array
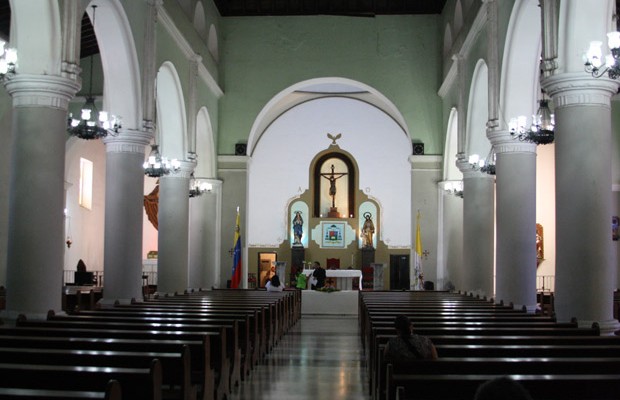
[{"x1": 79, "y1": 157, "x2": 93, "y2": 210}]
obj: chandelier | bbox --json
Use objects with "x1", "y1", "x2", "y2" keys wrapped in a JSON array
[
  {"x1": 509, "y1": 98, "x2": 555, "y2": 145},
  {"x1": 468, "y1": 150, "x2": 496, "y2": 175},
  {"x1": 0, "y1": 40, "x2": 17, "y2": 80},
  {"x1": 143, "y1": 144, "x2": 180, "y2": 178},
  {"x1": 189, "y1": 174, "x2": 213, "y2": 198},
  {"x1": 585, "y1": 32, "x2": 620, "y2": 79},
  {"x1": 67, "y1": 5, "x2": 121, "y2": 140}
]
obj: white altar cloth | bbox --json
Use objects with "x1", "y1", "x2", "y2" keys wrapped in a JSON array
[
  {"x1": 301, "y1": 290, "x2": 359, "y2": 315},
  {"x1": 302, "y1": 269, "x2": 363, "y2": 290}
]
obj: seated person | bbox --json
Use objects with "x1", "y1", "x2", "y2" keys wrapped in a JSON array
[
  {"x1": 265, "y1": 274, "x2": 284, "y2": 292},
  {"x1": 384, "y1": 314, "x2": 438, "y2": 362},
  {"x1": 474, "y1": 377, "x2": 533, "y2": 400}
]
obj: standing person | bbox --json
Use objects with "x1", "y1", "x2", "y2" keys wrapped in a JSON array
[
  {"x1": 266, "y1": 274, "x2": 284, "y2": 292},
  {"x1": 384, "y1": 315, "x2": 438, "y2": 362},
  {"x1": 311, "y1": 261, "x2": 326, "y2": 290}
]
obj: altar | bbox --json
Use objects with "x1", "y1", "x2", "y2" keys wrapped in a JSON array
[
  {"x1": 301, "y1": 269, "x2": 363, "y2": 290},
  {"x1": 301, "y1": 290, "x2": 358, "y2": 315}
]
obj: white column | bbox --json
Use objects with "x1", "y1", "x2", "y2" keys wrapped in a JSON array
[
  {"x1": 157, "y1": 161, "x2": 195, "y2": 294},
  {"x1": 100, "y1": 131, "x2": 152, "y2": 304},
  {"x1": 189, "y1": 179, "x2": 222, "y2": 289},
  {"x1": 491, "y1": 130, "x2": 538, "y2": 311},
  {"x1": 458, "y1": 157, "x2": 495, "y2": 298},
  {"x1": 4, "y1": 75, "x2": 80, "y2": 318},
  {"x1": 544, "y1": 73, "x2": 620, "y2": 333}
]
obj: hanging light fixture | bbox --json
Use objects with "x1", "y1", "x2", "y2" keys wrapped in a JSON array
[
  {"x1": 0, "y1": 40, "x2": 17, "y2": 81},
  {"x1": 67, "y1": 5, "x2": 121, "y2": 140},
  {"x1": 143, "y1": 144, "x2": 180, "y2": 178},
  {"x1": 468, "y1": 148, "x2": 496, "y2": 175},
  {"x1": 189, "y1": 174, "x2": 213, "y2": 198},
  {"x1": 509, "y1": 94, "x2": 555, "y2": 145},
  {"x1": 585, "y1": 31, "x2": 620, "y2": 80}
]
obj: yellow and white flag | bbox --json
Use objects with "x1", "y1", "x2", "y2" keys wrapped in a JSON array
[{"x1": 413, "y1": 211, "x2": 424, "y2": 290}]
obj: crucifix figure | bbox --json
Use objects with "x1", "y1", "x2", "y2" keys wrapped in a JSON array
[{"x1": 321, "y1": 164, "x2": 348, "y2": 211}]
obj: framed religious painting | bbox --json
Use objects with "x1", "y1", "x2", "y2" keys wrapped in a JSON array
[{"x1": 321, "y1": 222, "x2": 345, "y2": 248}]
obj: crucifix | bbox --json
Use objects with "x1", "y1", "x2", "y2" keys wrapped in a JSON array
[{"x1": 321, "y1": 164, "x2": 348, "y2": 217}]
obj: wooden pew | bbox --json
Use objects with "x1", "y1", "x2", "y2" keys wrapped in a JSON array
[
  {"x1": 390, "y1": 370, "x2": 620, "y2": 400},
  {"x1": 0, "y1": 359, "x2": 162, "y2": 400},
  {"x1": 2, "y1": 322, "x2": 222, "y2": 400},
  {"x1": 53, "y1": 310, "x2": 251, "y2": 385},
  {"x1": 382, "y1": 357, "x2": 620, "y2": 400},
  {"x1": 82, "y1": 305, "x2": 261, "y2": 374},
  {"x1": 29, "y1": 312, "x2": 239, "y2": 391},
  {"x1": 0, "y1": 380, "x2": 121, "y2": 400},
  {"x1": 0, "y1": 333, "x2": 214, "y2": 400},
  {"x1": 0, "y1": 346, "x2": 195, "y2": 400}
]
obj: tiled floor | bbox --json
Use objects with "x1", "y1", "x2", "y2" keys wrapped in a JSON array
[{"x1": 229, "y1": 315, "x2": 371, "y2": 400}]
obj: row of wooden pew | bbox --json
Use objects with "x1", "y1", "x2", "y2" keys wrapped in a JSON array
[
  {"x1": 359, "y1": 290, "x2": 620, "y2": 400},
  {"x1": 0, "y1": 288, "x2": 301, "y2": 400}
]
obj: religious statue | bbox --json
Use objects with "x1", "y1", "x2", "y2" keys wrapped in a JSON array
[
  {"x1": 292, "y1": 211, "x2": 304, "y2": 247},
  {"x1": 362, "y1": 212, "x2": 375, "y2": 248},
  {"x1": 321, "y1": 164, "x2": 348, "y2": 215}
]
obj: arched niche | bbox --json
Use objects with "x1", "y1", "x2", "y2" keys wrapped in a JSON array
[{"x1": 312, "y1": 151, "x2": 357, "y2": 218}]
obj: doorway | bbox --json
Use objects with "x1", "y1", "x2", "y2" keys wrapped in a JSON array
[
  {"x1": 390, "y1": 254, "x2": 410, "y2": 290},
  {"x1": 258, "y1": 252, "x2": 277, "y2": 288}
]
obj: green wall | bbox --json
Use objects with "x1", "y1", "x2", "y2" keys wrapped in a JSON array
[{"x1": 218, "y1": 15, "x2": 444, "y2": 154}]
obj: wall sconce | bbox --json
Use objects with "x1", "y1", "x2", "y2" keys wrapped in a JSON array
[
  {"x1": 0, "y1": 40, "x2": 17, "y2": 80},
  {"x1": 468, "y1": 151, "x2": 496, "y2": 175},
  {"x1": 585, "y1": 32, "x2": 620, "y2": 79},
  {"x1": 189, "y1": 174, "x2": 213, "y2": 198},
  {"x1": 143, "y1": 144, "x2": 180, "y2": 178},
  {"x1": 444, "y1": 181, "x2": 464, "y2": 198}
]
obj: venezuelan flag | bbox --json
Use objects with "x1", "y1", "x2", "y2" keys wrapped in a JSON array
[{"x1": 231, "y1": 207, "x2": 242, "y2": 288}]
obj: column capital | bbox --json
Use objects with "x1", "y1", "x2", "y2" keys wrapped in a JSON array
[
  {"x1": 542, "y1": 72, "x2": 619, "y2": 109},
  {"x1": 487, "y1": 129, "x2": 536, "y2": 155},
  {"x1": 103, "y1": 130, "x2": 152, "y2": 154},
  {"x1": 3, "y1": 74, "x2": 80, "y2": 110}
]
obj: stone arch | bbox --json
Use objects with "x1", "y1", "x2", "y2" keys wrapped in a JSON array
[
  {"x1": 500, "y1": 0, "x2": 541, "y2": 126},
  {"x1": 193, "y1": 1, "x2": 207, "y2": 41},
  {"x1": 208, "y1": 24, "x2": 219, "y2": 62},
  {"x1": 9, "y1": 1, "x2": 61, "y2": 75},
  {"x1": 87, "y1": 0, "x2": 141, "y2": 129},
  {"x1": 195, "y1": 106, "x2": 216, "y2": 178},
  {"x1": 156, "y1": 61, "x2": 187, "y2": 160},
  {"x1": 444, "y1": 107, "x2": 461, "y2": 181},
  {"x1": 466, "y1": 60, "x2": 490, "y2": 159},
  {"x1": 443, "y1": 23, "x2": 453, "y2": 57},
  {"x1": 454, "y1": 0, "x2": 463, "y2": 35}
]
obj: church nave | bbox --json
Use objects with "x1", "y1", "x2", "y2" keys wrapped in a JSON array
[{"x1": 229, "y1": 315, "x2": 370, "y2": 400}]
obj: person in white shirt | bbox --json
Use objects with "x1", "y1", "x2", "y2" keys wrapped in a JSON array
[{"x1": 266, "y1": 274, "x2": 284, "y2": 292}]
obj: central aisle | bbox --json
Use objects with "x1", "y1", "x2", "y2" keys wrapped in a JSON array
[{"x1": 229, "y1": 315, "x2": 371, "y2": 400}]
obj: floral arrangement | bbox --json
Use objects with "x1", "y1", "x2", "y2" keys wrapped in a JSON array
[{"x1": 317, "y1": 287, "x2": 340, "y2": 293}]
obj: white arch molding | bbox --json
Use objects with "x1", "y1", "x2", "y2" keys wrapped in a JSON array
[
  {"x1": 466, "y1": 60, "x2": 490, "y2": 157},
  {"x1": 88, "y1": 0, "x2": 141, "y2": 129},
  {"x1": 157, "y1": 62, "x2": 188, "y2": 159},
  {"x1": 195, "y1": 106, "x2": 216, "y2": 178},
  {"x1": 246, "y1": 77, "x2": 411, "y2": 156}
]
